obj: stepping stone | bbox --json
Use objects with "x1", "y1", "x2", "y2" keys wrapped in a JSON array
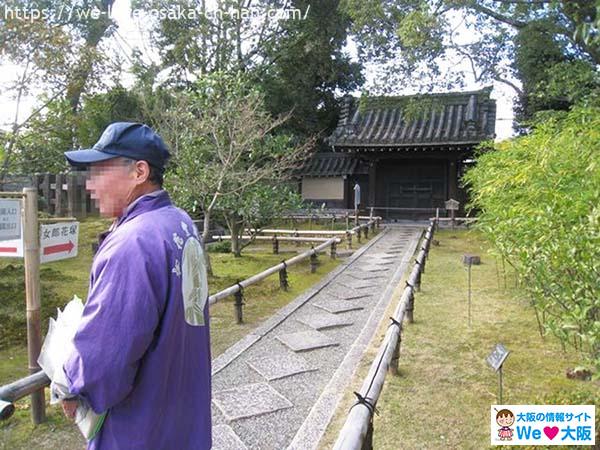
[
  {"x1": 276, "y1": 329, "x2": 339, "y2": 352},
  {"x1": 363, "y1": 259, "x2": 395, "y2": 266},
  {"x1": 362, "y1": 265, "x2": 390, "y2": 273},
  {"x1": 371, "y1": 254, "x2": 397, "y2": 260},
  {"x1": 297, "y1": 312, "x2": 354, "y2": 331},
  {"x1": 313, "y1": 298, "x2": 364, "y2": 314},
  {"x1": 213, "y1": 383, "x2": 293, "y2": 421},
  {"x1": 337, "y1": 279, "x2": 377, "y2": 290},
  {"x1": 376, "y1": 259, "x2": 396, "y2": 265},
  {"x1": 327, "y1": 290, "x2": 370, "y2": 301},
  {"x1": 247, "y1": 352, "x2": 317, "y2": 381},
  {"x1": 347, "y1": 272, "x2": 385, "y2": 281},
  {"x1": 213, "y1": 425, "x2": 248, "y2": 450}
]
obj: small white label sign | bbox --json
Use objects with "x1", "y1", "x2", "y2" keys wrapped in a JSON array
[
  {"x1": 40, "y1": 222, "x2": 79, "y2": 264},
  {"x1": 0, "y1": 199, "x2": 21, "y2": 241}
]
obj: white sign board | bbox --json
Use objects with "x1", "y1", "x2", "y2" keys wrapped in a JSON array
[
  {"x1": 0, "y1": 235, "x2": 24, "y2": 258},
  {"x1": 40, "y1": 222, "x2": 79, "y2": 264},
  {"x1": 353, "y1": 183, "x2": 361, "y2": 208},
  {"x1": 486, "y1": 343, "x2": 510, "y2": 372},
  {"x1": 0, "y1": 199, "x2": 21, "y2": 241}
]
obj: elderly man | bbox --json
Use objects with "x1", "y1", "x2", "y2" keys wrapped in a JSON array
[{"x1": 59, "y1": 122, "x2": 211, "y2": 449}]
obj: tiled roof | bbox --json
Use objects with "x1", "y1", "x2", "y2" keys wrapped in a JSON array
[
  {"x1": 300, "y1": 153, "x2": 367, "y2": 177},
  {"x1": 328, "y1": 87, "x2": 496, "y2": 150}
]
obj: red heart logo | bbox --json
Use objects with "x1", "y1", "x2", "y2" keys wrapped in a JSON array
[{"x1": 544, "y1": 426, "x2": 559, "y2": 440}]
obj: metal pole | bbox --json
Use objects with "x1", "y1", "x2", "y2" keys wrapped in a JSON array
[
  {"x1": 22, "y1": 188, "x2": 45, "y2": 424},
  {"x1": 499, "y1": 366, "x2": 503, "y2": 404},
  {"x1": 468, "y1": 263, "x2": 472, "y2": 327}
]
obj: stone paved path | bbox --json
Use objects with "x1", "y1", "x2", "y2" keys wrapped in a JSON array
[{"x1": 211, "y1": 225, "x2": 424, "y2": 450}]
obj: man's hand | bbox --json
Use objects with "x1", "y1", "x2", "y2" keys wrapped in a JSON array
[{"x1": 61, "y1": 399, "x2": 78, "y2": 420}]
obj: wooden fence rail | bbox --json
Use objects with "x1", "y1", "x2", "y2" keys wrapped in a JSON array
[
  {"x1": 0, "y1": 217, "x2": 379, "y2": 418},
  {"x1": 332, "y1": 219, "x2": 437, "y2": 450}
]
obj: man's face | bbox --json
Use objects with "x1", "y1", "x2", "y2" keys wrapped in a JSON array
[{"x1": 85, "y1": 158, "x2": 137, "y2": 218}]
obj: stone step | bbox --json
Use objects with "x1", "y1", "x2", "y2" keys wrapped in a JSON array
[
  {"x1": 296, "y1": 311, "x2": 354, "y2": 331},
  {"x1": 276, "y1": 329, "x2": 339, "y2": 352},
  {"x1": 247, "y1": 351, "x2": 318, "y2": 381},
  {"x1": 326, "y1": 290, "x2": 371, "y2": 301},
  {"x1": 313, "y1": 298, "x2": 365, "y2": 314},
  {"x1": 213, "y1": 382, "x2": 293, "y2": 422},
  {"x1": 347, "y1": 272, "x2": 386, "y2": 281},
  {"x1": 213, "y1": 424, "x2": 248, "y2": 450},
  {"x1": 336, "y1": 279, "x2": 378, "y2": 290}
]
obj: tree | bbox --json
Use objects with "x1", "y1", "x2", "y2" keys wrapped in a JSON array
[
  {"x1": 131, "y1": 0, "x2": 362, "y2": 144},
  {"x1": 512, "y1": 19, "x2": 599, "y2": 126},
  {"x1": 257, "y1": 0, "x2": 363, "y2": 139},
  {"x1": 162, "y1": 72, "x2": 314, "y2": 260},
  {"x1": 341, "y1": 0, "x2": 599, "y2": 122},
  {"x1": 0, "y1": 0, "x2": 117, "y2": 182}
]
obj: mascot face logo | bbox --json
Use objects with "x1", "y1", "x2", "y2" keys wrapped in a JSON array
[{"x1": 181, "y1": 238, "x2": 208, "y2": 326}]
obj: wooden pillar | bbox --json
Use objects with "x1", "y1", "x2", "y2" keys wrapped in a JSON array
[
  {"x1": 54, "y1": 174, "x2": 63, "y2": 217},
  {"x1": 41, "y1": 174, "x2": 51, "y2": 215},
  {"x1": 448, "y1": 158, "x2": 458, "y2": 202},
  {"x1": 79, "y1": 176, "x2": 87, "y2": 219},
  {"x1": 368, "y1": 160, "x2": 377, "y2": 208},
  {"x1": 67, "y1": 174, "x2": 76, "y2": 217}
]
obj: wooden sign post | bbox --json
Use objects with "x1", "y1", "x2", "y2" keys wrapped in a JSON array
[
  {"x1": 22, "y1": 188, "x2": 46, "y2": 424},
  {"x1": 1, "y1": 189, "x2": 45, "y2": 424},
  {"x1": 445, "y1": 198, "x2": 460, "y2": 230},
  {"x1": 486, "y1": 344, "x2": 510, "y2": 404}
]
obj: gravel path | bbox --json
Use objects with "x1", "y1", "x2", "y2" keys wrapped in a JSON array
[{"x1": 211, "y1": 225, "x2": 424, "y2": 449}]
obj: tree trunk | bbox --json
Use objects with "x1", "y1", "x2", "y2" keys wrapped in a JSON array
[
  {"x1": 228, "y1": 214, "x2": 243, "y2": 257},
  {"x1": 201, "y1": 211, "x2": 214, "y2": 277}
]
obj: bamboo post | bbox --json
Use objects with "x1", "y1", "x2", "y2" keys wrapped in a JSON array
[
  {"x1": 346, "y1": 231, "x2": 352, "y2": 249},
  {"x1": 22, "y1": 188, "x2": 45, "y2": 424},
  {"x1": 354, "y1": 209, "x2": 359, "y2": 227},
  {"x1": 234, "y1": 283, "x2": 244, "y2": 324},
  {"x1": 406, "y1": 289, "x2": 414, "y2": 324},
  {"x1": 357, "y1": 228, "x2": 362, "y2": 244},
  {"x1": 389, "y1": 334, "x2": 401, "y2": 376},
  {"x1": 363, "y1": 225, "x2": 368, "y2": 239},
  {"x1": 330, "y1": 241, "x2": 337, "y2": 259},
  {"x1": 389, "y1": 317, "x2": 402, "y2": 376},
  {"x1": 279, "y1": 264, "x2": 289, "y2": 291},
  {"x1": 363, "y1": 419, "x2": 374, "y2": 450},
  {"x1": 310, "y1": 248, "x2": 318, "y2": 274},
  {"x1": 272, "y1": 235, "x2": 279, "y2": 254},
  {"x1": 345, "y1": 212, "x2": 350, "y2": 230}
]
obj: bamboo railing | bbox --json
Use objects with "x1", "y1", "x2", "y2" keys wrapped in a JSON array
[{"x1": 332, "y1": 218, "x2": 437, "y2": 450}]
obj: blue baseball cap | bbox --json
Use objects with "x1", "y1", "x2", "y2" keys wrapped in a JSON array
[{"x1": 64, "y1": 122, "x2": 170, "y2": 170}]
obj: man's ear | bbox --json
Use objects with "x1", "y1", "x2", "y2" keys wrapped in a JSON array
[{"x1": 134, "y1": 160, "x2": 151, "y2": 184}]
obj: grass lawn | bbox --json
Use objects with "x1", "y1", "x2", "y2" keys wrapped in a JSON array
[
  {"x1": 0, "y1": 217, "x2": 375, "y2": 449},
  {"x1": 321, "y1": 228, "x2": 599, "y2": 449}
]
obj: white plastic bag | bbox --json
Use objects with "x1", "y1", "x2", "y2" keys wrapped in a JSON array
[{"x1": 38, "y1": 296, "x2": 105, "y2": 440}]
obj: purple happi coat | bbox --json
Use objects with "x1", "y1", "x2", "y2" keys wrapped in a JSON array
[{"x1": 64, "y1": 190, "x2": 211, "y2": 449}]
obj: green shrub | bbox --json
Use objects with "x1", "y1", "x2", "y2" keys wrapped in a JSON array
[
  {"x1": 464, "y1": 104, "x2": 600, "y2": 371},
  {"x1": 207, "y1": 240, "x2": 231, "y2": 253}
]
